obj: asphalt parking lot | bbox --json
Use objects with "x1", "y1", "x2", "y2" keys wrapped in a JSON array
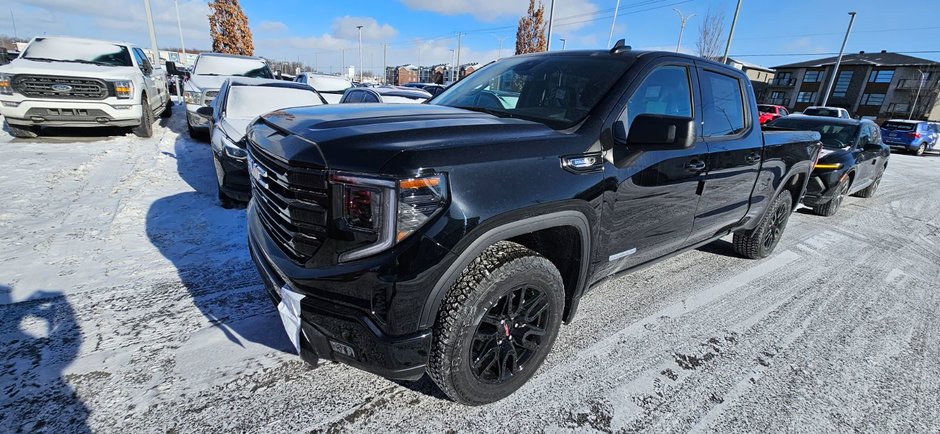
[{"x1": 1, "y1": 109, "x2": 938, "y2": 433}]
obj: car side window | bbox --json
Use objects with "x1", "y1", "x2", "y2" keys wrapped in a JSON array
[
  {"x1": 132, "y1": 48, "x2": 152, "y2": 75},
  {"x1": 701, "y1": 70, "x2": 747, "y2": 137},
  {"x1": 781, "y1": 108, "x2": 789, "y2": 116},
  {"x1": 362, "y1": 92, "x2": 380, "y2": 103},
  {"x1": 623, "y1": 65, "x2": 693, "y2": 128},
  {"x1": 344, "y1": 91, "x2": 362, "y2": 103},
  {"x1": 858, "y1": 125, "x2": 873, "y2": 146}
]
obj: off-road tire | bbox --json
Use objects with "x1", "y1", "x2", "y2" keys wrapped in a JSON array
[
  {"x1": 4, "y1": 121, "x2": 39, "y2": 138},
  {"x1": 427, "y1": 241, "x2": 564, "y2": 405},
  {"x1": 733, "y1": 190, "x2": 793, "y2": 259},
  {"x1": 811, "y1": 176, "x2": 849, "y2": 217},
  {"x1": 160, "y1": 97, "x2": 173, "y2": 118},
  {"x1": 132, "y1": 97, "x2": 155, "y2": 138},
  {"x1": 852, "y1": 171, "x2": 883, "y2": 198}
]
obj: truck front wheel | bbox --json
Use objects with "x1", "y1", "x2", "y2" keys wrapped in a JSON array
[
  {"x1": 132, "y1": 96, "x2": 154, "y2": 138},
  {"x1": 732, "y1": 190, "x2": 793, "y2": 259},
  {"x1": 427, "y1": 241, "x2": 564, "y2": 405}
]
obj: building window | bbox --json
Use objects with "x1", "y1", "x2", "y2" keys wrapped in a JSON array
[
  {"x1": 803, "y1": 70, "x2": 821, "y2": 83},
  {"x1": 868, "y1": 70, "x2": 894, "y2": 83},
  {"x1": 861, "y1": 93, "x2": 886, "y2": 106},
  {"x1": 832, "y1": 71, "x2": 853, "y2": 97},
  {"x1": 797, "y1": 91, "x2": 816, "y2": 103}
]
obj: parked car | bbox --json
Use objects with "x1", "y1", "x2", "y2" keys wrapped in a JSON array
[
  {"x1": 0, "y1": 36, "x2": 172, "y2": 138},
  {"x1": 402, "y1": 82, "x2": 434, "y2": 89},
  {"x1": 294, "y1": 73, "x2": 352, "y2": 104},
  {"x1": 183, "y1": 53, "x2": 275, "y2": 139},
  {"x1": 802, "y1": 106, "x2": 851, "y2": 119},
  {"x1": 758, "y1": 104, "x2": 789, "y2": 125},
  {"x1": 880, "y1": 119, "x2": 940, "y2": 156},
  {"x1": 767, "y1": 116, "x2": 889, "y2": 216},
  {"x1": 339, "y1": 86, "x2": 431, "y2": 104},
  {"x1": 196, "y1": 78, "x2": 326, "y2": 208},
  {"x1": 421, "y1": 84, "x2": 446, "y2": 97},
  {"x1": 245, "y1": 46, "x2": 822, "y2": 405}
]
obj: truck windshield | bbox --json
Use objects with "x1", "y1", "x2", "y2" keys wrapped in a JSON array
[
  {"x1": 431, "y1": 55, "x2": 632, "y2": 130},
  {"x1": 22, "y1": 38, "x2": 132, "y2": 67},
  {"x1": 770, "y1": 118, "x2": 858, "y2": 149},
  {"x1": 194, "y1": 56, "x2": 274, "y2": 78}
]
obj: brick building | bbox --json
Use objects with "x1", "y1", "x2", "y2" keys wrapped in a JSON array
[{"x1": 763, "y1": 51, "x2": 940, "y2": 121}]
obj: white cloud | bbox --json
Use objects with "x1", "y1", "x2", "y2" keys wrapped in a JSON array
[
  {"x1": 330, "y1": 16, "x2": 398, "y2": 41},
  {"x1": 401, "y1": 0, "x2": 526, "y2": 21},
  {"x1": 258, "y1": 20, "x2": 288, "y2": 33}
]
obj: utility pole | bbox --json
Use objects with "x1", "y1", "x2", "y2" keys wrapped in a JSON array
[
  {"x1": 173, "y1": 0, "x2": 187, "y2": 65},
  {"x1": 449, "y1": 49, "x2": 455, "y2": 83},
  {"x1": 819, "y1": 11, "x2": 857, "y2": 107},
  {"x1": 673, "y1": 8, "x2": 694, "y2": 53},
  {"x1": 314, "y1": 52, "x2": 319, "y2": 73},
  {"x1": 494, "y1": 35, "x2": 506, "y2": 59},
  {"x1": 357, "y1": 25, "x2": 364, "y2": 82},
  {"x1": 607, "y1": 0, "x2": 621, "y2": 47},
  {"x1": 10, "y1": 10, "x2": 17, "y2": 40},
  {"x1": 909, "y1": 69, "x2": 926, "y2": 120},
  {"x1": 559, "y1": 38, "x2": 566, "y2": 50},
  {"x1": 383, "y1": 43, "x2": 388, "y2": 84},
  {"x1": 721, "y1": 0, "x2": 743, "y2": 64},
  {"x1": 546, "y1": 0, "x2": 556, "y2": 51},
  {"x1": 142, "y1": 0, "x2": 161, "y2": 65},
  {"x1": 342, "y1": 49, "x2": 346, "y2": 78},
  {"x1": 455, "y1": 33, "x2": 463, "y2": 81}
]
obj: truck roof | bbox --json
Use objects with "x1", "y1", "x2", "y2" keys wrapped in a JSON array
[
  {"x1": 29, "y1": 35, "x2": 135, "y2": 48},
  {"x1": 511, "y1": 49, "x2": 747, "y2": 78},
  {"x1": 198, "y1": 52, "x2": 266, "y2": 61}
]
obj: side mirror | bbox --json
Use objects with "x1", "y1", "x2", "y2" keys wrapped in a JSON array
[
  {"x1": 624, "y1": 114, "x2": 695, "y2": 149},
  {"x1": 863, "y1": 140, "x2": 882, "y2": 151},
  {"x1": 196, "y1": 106, "x2": 213, "y2": 117}
]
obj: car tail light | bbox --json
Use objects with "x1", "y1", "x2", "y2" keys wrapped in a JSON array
[{"x1": 909, "y1": 132, "x2": 922, "y2": 139}]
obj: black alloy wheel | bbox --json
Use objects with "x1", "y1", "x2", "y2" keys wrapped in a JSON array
[
  {"x1": 761, "y1": 198, "x2": 790, "y2": 252},
  {"x1": 470, "y1": 285, "x2": 550, "y2": 384}
]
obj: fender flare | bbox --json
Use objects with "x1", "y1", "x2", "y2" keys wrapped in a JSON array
[{"x1": 418, "y1": 210, "x2": 592, "y2": 329}]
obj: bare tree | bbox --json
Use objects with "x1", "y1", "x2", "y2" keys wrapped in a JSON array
[
  {"x1": 696, "y1": 9, "x2": 725, "y2": 61},
  {"x1": 208, "y1": 0, "x2": 254, "y2": 56},
  {"x1": 515, "y1": 0, "x2": 547, "y2": 55}
]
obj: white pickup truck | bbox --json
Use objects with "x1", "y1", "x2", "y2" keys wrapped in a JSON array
[
  {"x1": 0, "y1": 36, "x2": 172, "y2": 138},
  {"x1": 182, "y1": 53, "x2": 275, "y2": 139}
]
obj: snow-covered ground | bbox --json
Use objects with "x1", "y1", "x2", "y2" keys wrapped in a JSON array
[{"x1": 1, "y1": 109, "x2": 939, "y2": 433}]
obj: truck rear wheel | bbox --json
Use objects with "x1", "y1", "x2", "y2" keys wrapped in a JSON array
[
  {"x1": 733, "y1": 190, "x2": 793, "y2": 259},
  {"x1": 132, "y1": 96, "x2": 154, "y2": 138},
  {"x1": 4, "y1": 121, "x2": 39, "y2": 139},
  {"x1": 427, "y1": 241, "x2": 564, "y2": 405}
]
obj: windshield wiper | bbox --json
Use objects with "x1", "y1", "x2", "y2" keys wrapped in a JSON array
[{"x1": 453, "y1": 106, "x2": 513, "y2": 118}]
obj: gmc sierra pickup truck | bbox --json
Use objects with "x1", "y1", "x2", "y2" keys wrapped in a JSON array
[{"x1": 245, "y1": 45, "x2": 822, "y2": 405}]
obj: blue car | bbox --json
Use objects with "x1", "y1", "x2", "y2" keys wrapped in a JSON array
[{"x1": 880, "y1": 119, "x2": 940, "y2": 156}]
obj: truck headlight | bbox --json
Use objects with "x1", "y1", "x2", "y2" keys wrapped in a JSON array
[
  {"x1": 183, "y1": 89, "x2": 202, "y2": 104},
  {"x1": 0, "y1": 74, "x2": 13, "y2": 96},
  {"x1": 331, "y1": 173, "x2": 447, "y2": 262},
  {"x1": 113, "y1": 80, "x2": 133, "y2": 99}
]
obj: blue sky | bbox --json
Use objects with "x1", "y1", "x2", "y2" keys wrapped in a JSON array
[{"x1": 3, "y1": 0, "x2": 939, "y2": 75}]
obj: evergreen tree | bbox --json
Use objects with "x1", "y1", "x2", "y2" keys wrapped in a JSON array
[{"x1": 208, "y1": 0, "x2": 254, "y2": 56}]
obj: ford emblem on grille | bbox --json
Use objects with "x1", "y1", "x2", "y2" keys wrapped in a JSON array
[{"x1": 50, "y1": 84, "x2": 73, "y2": 92}]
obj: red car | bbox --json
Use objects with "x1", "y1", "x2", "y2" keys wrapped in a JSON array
[{"x1": 758, "y1": 104, "x2": 789, "y2": 125}]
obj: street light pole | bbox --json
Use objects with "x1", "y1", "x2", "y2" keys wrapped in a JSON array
[
  {"x1": 174, "y1": 0, "x2": 187, "y2": 65},
  {"x1": 342, "y1": 49, "x2": 346, "y2": 78},
  {"x1": 357, "y1": 25, "x2": 364, "y2": 83},
  {"x1": 142, "y1": 0, "x2": 161, "y2": 65},
  {"x1": 607, "y1": 0, "x2": 621, "y2": 47},
  {"x1": 559, "y1": 38, "x2": 566, "y2": 50},
  {"x1": 455, "y1": 33, "x2": 463, "y2": 81},
  {"x1": 819, "y1": 11, "x2": 857, "y2": 107},
  {"x1": 721, "y1": 0, "x2": 743, "y2": 64},
  {"x1": 449, "y1": 49, "x2": 455, "y2": 83},
  {"x1": 546, "y1": 0, "x2": 556, "y2": 51},
  {"x1": 909, "y1": 69, "x2": 926, "y2": 120},
  {"x1": 673, "y1": 9, "x2": 694, "y2": 53},
  {"x1": 494, "y1": 35, "x2": 506, "y2": 59}
]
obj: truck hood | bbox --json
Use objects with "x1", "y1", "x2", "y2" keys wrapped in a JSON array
[
  {"x1": 254, "y1": 104, "x2": 557, "y2": 173},
  {"x1": 187, "y1": 75, "x2": 228, "y2": 91},
  {"x1": 0, "y1": 58, "x2": 140, "y2": 79}
]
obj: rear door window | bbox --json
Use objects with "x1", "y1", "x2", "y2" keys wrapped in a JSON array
[{"x1": 701, "y1": 70, "x2": 747, "y2": 137}]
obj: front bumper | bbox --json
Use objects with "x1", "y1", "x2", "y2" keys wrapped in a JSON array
[
  {"x1": 801, "y1": 170, "x2": 844, "y2": 207},
  {"x1": 0, "y1": 97, "x2": 142, "y2": 127},
  {"x1": 247, "y1": 201, "x2": 434, "y2": 381}
]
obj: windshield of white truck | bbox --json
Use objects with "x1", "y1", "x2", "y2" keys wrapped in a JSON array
[
  {"x1": 193, "y1": 56, "x2": 274, "y2": 79},
  {"x1": 431, "y1": 55, "x2": 632, "y2": 130},
  {"x1": 22, "y1": 38, "x2": 132, "y2": 67}
]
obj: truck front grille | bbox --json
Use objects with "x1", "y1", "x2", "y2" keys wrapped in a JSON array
[
  {"x1": 13, "y1": 75, "x2": 109, "y2": 100},
  {"x1": 248, "y1": 140, "x2": 330, "y2": 263}
]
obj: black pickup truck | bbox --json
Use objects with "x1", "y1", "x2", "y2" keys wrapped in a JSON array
[{"x1": 245, "y1": 45, "x2": 822, "y2": 405}]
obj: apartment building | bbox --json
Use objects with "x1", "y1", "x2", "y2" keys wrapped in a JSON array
[{"x1": 763, "y1": 51, "x2": 940, "y2": 121}]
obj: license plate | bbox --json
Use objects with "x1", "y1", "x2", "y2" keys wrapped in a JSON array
[{"x1": 277, "y1": 284, "x2": 304, "y2": 354}]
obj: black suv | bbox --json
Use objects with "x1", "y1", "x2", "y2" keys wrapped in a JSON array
[{"x1": 246, "y1": 46, "x2": 821, "y2": 405}]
